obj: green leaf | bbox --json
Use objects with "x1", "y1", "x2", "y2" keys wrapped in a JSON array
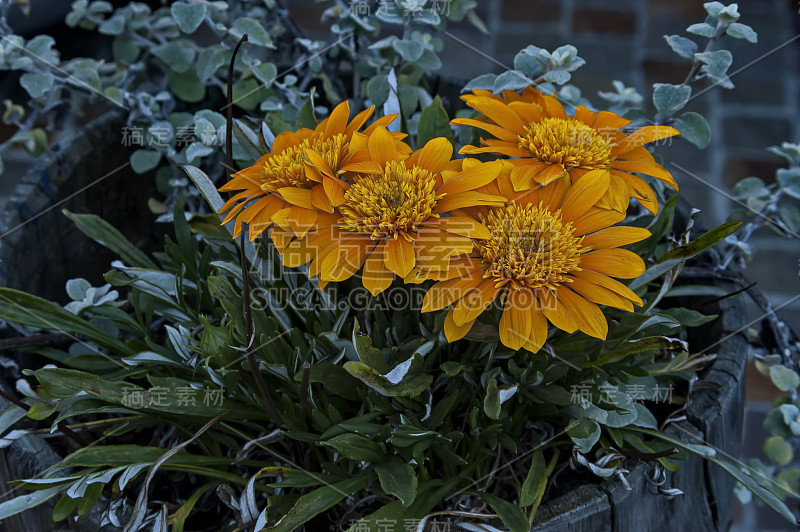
[
  {"x1": 462, "y1": 73, "x2": 496, "y2": 92},
  {"x1": 392, "y1": 39, "x2": 424, "y2": 62},
  {"x1": 33, "y1": 368, "x2": 138, "y2": 402},
  {"x1": 769, "y1": 365, "x2": 800, "y2": 392},
  {"x1": 652, "y1": 83, "x2": 691, "y2": 117},
  {"x1": 778, "y1": 203, "x2": 800, "y2": 234},
  {"x1": 658, "y1": 221, "x2": 742, "y2": 263},
  {"x1": 375, "y1": 463, "x2": 417, "y2": 506},
  {"x1": 695, "y1": 50, "x2": 732, "y2": 78},
  {"x1": 416, "y1": 49, "x2": 442, "y2": 70},
  {"x1": 297, "y1": 98, "x2": 318, "y2": 129},
  {"x1": 0, "y1": 485, "x2": 66, "y2": 519},
  {"x1": 98, "y1": 15, "x2": 125, "y2": 35},
  {"x1": 196, "y1": 47, "x2": 227, "y2": 83},
  {"x1": 63, "y1": 210, "x2": 157, "y2": 269},
  {"x1": 568, "y1": 419, "x2": 601, "y2": 453},
  {"x1": 417, "y1": 96, "x2": 453, "y2": 147},
  {"x1": 112, "y1": 36, "x2": 139, "y2": 64},
  {"x1": 764, "y1": 436, "x2": 793, "y2": 466},
  {"x1": 0, "y1": 289, "x2": 134, "y2": 356},
  {"x1": 733, "y1": 176, "x2": 768, "y2": 198},
  {"x1": 153, "y1": 42, "x2": 195, "y2": 73},
  {"x1": 58, "y1": 445, "x2": 232, "y2": 468},
  {"x1": 493, "y1": 70, "x2": 533, "y2": 93},
  {"x1": 169, "y1": 69, "x2": 206, "y2": 103},
  {"x1": 53, "y1": 493, "x2": 78, "y2": 521},
  {"x1": 77, "y1": 481, "x2": 103, "y2": 516},
  {"x1": 172, "y1": 483, "x2": 218, "y2": 532},
  {"x1": 230, "y1": 18, "x2": 273, "y2": 49},
  {"x1": 320, "y1": 434, "x2": 384, "y2": 462},
  {"x1": 543, "y1": 69, "x2": 571, "y2": 84},
  {"x1": 253, "y1": 63, "x2": 277, "y2": 87},
  {"x1": 725, "y1": 22, "x2": 757, "y2": 43},
  {"x1": 673, "y1": 111, "x2": 711, "y2": 149},
  {"x1": 777, "y1": 168, "x2": 800, "y2": 200},
  {"x1": 483, "y1": 378, "x2": 501, "y2": 420},
  {"x1": 12, "y1": 128, "x2": 48, "y2": 157},
  {"x1": 129, "y1": 149, "x2": 162, "y2": 174},
  {"x1": 658, "y1": 307, "x2": 717, "y2": 327},
  {"x1": 171, "y1": 0, "x2": 207, "y2": 34},
  {"x1": 268, "y1": 477, "x2": 367, "y2": 531},
  {"x1": 687, "y1": 22, "x2": 716, "y2": 38},
  {"x1": 469, "y1": 491, "x2": 528, "y2": 532},
  {"x1": 630, "y1": 221, "x2": 741, "y2": 290},
  {"x1": 366, "y1": 73, "x2": 390, "y2": 106},
  {"x1": 343, "y1": 361, "x2": 432, "y2": 398},
  {"x1": 19, "y1": 72, "x2": 54, "y2": 98},
  {"x1": 520, "y1": 449, "x2": 545, "y2": 506},
  {"x1": 664, "y1": 35, "x2": 697, "y2": 59}
]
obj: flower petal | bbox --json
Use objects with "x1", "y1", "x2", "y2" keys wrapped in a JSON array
[
  {"x1": 434, "y1": 191, "x2": 506, "y2": 213},
  {"x1": 368, "y1": 126, "x2": 399, "y2": 168},
  {"x1": 444, "y1": 309, "x2": 475, "y2": 342},
  {"x1": 363, "y1": 242, "x2": 394, "y2": 295},
  {"x1": 580, "y1": 249, "x2": 646, "y2": 279},
  {"x1": 384, "y1": 237, "x2": 415, "y2": 277},
  {"x1": 439, "y1": 160, "x2": 503, "y2": 196},
  {"x1": 560, "y1": 169, "x2": 610, "y2": 221},
  {"x1": 452, "y1": 281, "x2": 501, "y2": 326},
  {"x1": 555, "y1": 286, "x2": 608, "y2": 339},
  {"x1": 413, "y1": 137, "x2": 454, "y2": 174},
  {"x1": 612, "y1": 125, "x2": 680, "y2": 155},
  {"x1": 421, "y1": 269, "x2": 485, "y2": 312},
  {"x1": 581, "y1": 226, "x2": 651, "y2": 249},
  {"x1": 278, "y1": 187, "x2": 314, "y2": 209},
  {"x1": 324, "y1": 100, "x2": 350, "y2": 138}
]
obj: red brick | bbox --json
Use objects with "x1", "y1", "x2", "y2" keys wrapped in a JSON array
[
  {"x1": 571, "y1": 9, "x2": 636, "y2": 35},
  {"x1": 643, "y1": 58, "x2": 691, "y2": 87},
  {"x1": 723, "y1": 156, "x2": 784, "y2": 188},
  {"x1": 647, "y1": 0, "x2": 706, "y2": 19},
  {"x1": 501, "y1": 0, "x2": 560, "y2": 22}
]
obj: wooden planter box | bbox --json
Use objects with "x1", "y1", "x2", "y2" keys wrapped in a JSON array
[
  {"x1": 532, "y1": 271, "x2": 747, "y2": 531},
  {"x1": 0, "y1": 115, "x2": 748, "y2": 531}
]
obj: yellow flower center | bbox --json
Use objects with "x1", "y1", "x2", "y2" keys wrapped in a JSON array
[
  {"x1": 518, "y1": 118, "x2": 613, "y2": 170},
  {"x1": 479, "y1": 203, "x2": 583, "y2": 289},
  {"x1": 261, "y1": 134, "x2": 346, "y2": 191},
  {"x1": 339, "y1": 160, "x2": 441, "y2": 241}
]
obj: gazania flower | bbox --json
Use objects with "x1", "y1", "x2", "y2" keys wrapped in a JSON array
[
  {"x1": 280, "y1": 126, "x2": 507, "y2": 296},
  {"x1": 421, "y1": 169, "x2": 650, "y2": 352},
  {"x1": 452, "y1": 88, "x2": 680, "y2": 214},
  {"x1": 218, "y1": 101, "x2": 405, "y2": 242}
]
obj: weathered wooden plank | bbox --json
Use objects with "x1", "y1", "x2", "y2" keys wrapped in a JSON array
[{"x1": 532, "y1": 484, "x2": 612, "y2": 532}]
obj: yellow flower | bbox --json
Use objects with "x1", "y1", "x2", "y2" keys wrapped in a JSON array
[
  {"x1": 280, "y1": 126, "x2": 507, "y2": 296},
  {"x1": 452, "y1": 88, "x2": 680, "y2": 215},
  {"x1": 421, "y1": 168, "x2": 650, "y2": 353},
  {"x1": 218, "y1": 101, "x2": 405, "y2": 243}
]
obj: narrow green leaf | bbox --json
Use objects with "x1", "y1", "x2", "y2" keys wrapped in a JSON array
[
  {"x1": 320, "y1": 434, "x2": 384, "y2": 462},
  {"x1": 658, "y1": 221, "x2": 742, "y2": 263},
  {"x1": 63, "y1": 210, "x2": 157, "y2": 269},
  {"x1": 268, "y1": 477, "x2": 367, "y2": 531},
  {"x1": 468, "y1": 490, "x2": 528, "y2": 532},
  {"x1": 0, "y1": 485, "x2": 66, "y2": 519},
  {"x1": 0, "y1": 289, "x2": 134, "y2": 356}
]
